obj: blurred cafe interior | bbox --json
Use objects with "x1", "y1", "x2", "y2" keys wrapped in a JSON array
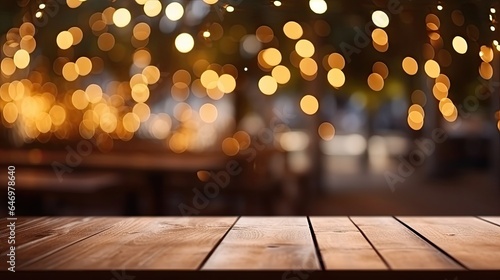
[{"x1": 0, "y1": 0, "x2": 499, "y2": 216}]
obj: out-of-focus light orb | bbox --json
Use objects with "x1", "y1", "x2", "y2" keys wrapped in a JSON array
[
  {"x1": 1, "y1": 58, "x2": 16, "y2": 76},
  {"x1": 2, "y1": 103, "x2": 18, "y2": 124},
  {"x1": 300, "y1": 94, "x2": 319, "y2": 115},
  {"x1": 295, "y1": 39, "x2": 315, "y2": 58},
  {"x1": 437, "y1": 4, "x2": 443, "y2": 11},
  {"x1": 203, "y1": 31, "x2": 211, "y2": 38},
  {"x1": 367, "y1": 73, "x2": 384, "y2": 91},
  {"x1": 75, "y1": 56, "x2": 92, "y2": 76},
  {"x1": 274, "y1": 1, "x2": 282, "y2": 6},
  {"x1": 226, "y1": 6, "x2": 235, "y2": 12},
  {"x1": 479, "y1": 45, "x2": 494, "y2": 62},
  {"x1": 123, "y1": 113, "x2": 141, "y2": 133},
  {"x1": 491, "y1": 25, "x2": 496, "y2": 32},
  {"x1": 56, "y1": 31, "x2": 73, "y2": 50},
  {"x1": 222, "y1": 137, "x2": 240, "y2": 156},
  {"x1": 144, "y1": 0, "x2": 162, "y2": 17},
  {"x1": 283, "y1": 21, "x2": 303, "y2": 40},
  {"x1": 67, "y1": 0, "x2": 83, "y2": 9},
  {"x1": 258, "y1": 75, "x2": 278, "y2": 95},
  {"x1": 318, "y1": 122, "x2": 335, "y2": 141},
  {"x1": 262, "y1": 48, "x2": 282, "y2": 66},
  {"x1": 13, "y1": 49, "x2": 30, "y2": 69},
  {"x1": 309, "y1": 0, "x2": 327, "y2": 15},
  {"x1": 452, "y1": 36, "x2": 468, "y2": 54},
  {"x1": 327, "y1": 68, "x2": 345, "y2": 88},
  {"x1": 372, "y1": 61, "x2": 389, "y2": 79},
  {"x1": 372, "y1": 10, "x2": 389, "y2": 28},
  {"x1": 113, "y1": 8, "x2": 131, "y2": 27},
  {"x1": 299, "y1": 58, "x2": 318, "y2": 76},
  {"x1": 272, "y1": 65, "x2": 291, "y2": 84},
  {"x1": 372, "y1": 28, "x2": 388, "y2": 46},
  {"x1": 199, "y1": 103, "x2": 218, "y2": 123},
  {"x1": 479, "y1": 62, "x2": 493, "y2": 80},
  {"x1": 68, "y1": 27, "x2": 83, "y2": 45},
  {"x1": 203, "y1": 0, "x2": 218, "y2": 4},
  {"x1": 218, "y1": 74, "x2": 237, "y2": 93},
  {"x1": 201, "y1": 70, "x2": 219, "y2": 89},
  {"x1": 327, "y1": 53, "x2": 345, "y2": 70},
  {"x1": 424, "y1": 59, "x2": 440, "y2": 78},
  {"x1": 165, "y1": 2, "x2": 184, "y2": 21},
  {"x1": 402, "y1": 57, "x2": 418, "y2": 75},
  {"x1": 132, "y1": 84, "x2": 150, "y2": 102},
  {"x1": 432, "y1": 82, "x2": 448, "y2": 100},
  {"x1": 175, "y1": 33, "x2": 194, "y2": 53}
]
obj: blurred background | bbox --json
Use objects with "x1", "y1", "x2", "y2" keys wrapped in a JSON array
[{"x1": 0, "y1": 0, "x2": 499, "y2": 216}]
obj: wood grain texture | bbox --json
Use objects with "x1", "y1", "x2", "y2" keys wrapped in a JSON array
[
  {"x1": 23, "y1": 217, "x2": 237, "y2": 270},
  {"x1": 479, "y1": 216, "x2": 500, "y2": 227},
  {"x1": 202, "y1": 217, "x2": 321, "y2": 270},
  {"x1": 350, "y1": 217, "x2": 462, "y2": 270},
  {"x1": 1, "y1": 217, "x2": 121, "y2": 270},
  {"x1": 397, "y1": 216, "x2": 500, "y2": 270},
  {"x1": 309, "y1": 217, "x2": 387, "y2": 270}
]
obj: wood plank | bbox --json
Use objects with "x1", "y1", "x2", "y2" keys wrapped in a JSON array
[
  {"x1": 310, "y1": 217, "x2": 387, "y2": 270},
  {"x1": 397, "y1": 216, "x2": 500, "y2": 270},
  {"x1": 202, "y1": 217, "x2": 321, "y2": 270},
  {"x1": 1, "y1": 217, "x2": 121, "y2": 271},
  {"x1": 479, "y1": 216, "x2": 500, "y2": 227},
  {"x1": 23, "y1": 217, "x2": 237, "y2": 270},
  {"x1": 350, "y1": 217, "x2": 463, "y2": 270}
]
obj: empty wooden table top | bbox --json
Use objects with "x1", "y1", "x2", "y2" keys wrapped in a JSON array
[{"x1": 1, "y1": 216, "x2": 500, "y2": 272}]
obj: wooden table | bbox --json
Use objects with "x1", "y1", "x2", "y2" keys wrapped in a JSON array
[{"x1": 1, "y1": 216, "x2": 499, "y2": 279}]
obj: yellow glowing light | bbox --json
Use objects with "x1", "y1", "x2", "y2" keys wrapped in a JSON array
[
  {"x1": 67, "y1": 0, "x2": 83, "y2": 9},
  {"x1": 131, "y1": 83, "x2": 150, "y2": 102},
  {"x1": 203, "y1": 0, "x2": 218, "y2": 4},
  {"x1": 452, "y1": 36, "x2": 468, "y2": 54},
  {"x1": 201, "y1": 70, "x2": 219, "y2": 89},
  {"x1": 262, "y1": 48, "x2": 282, "y2": 66},
  {"x1": 142, "y1": 65, "x2": 161, "y2": 84},
  {"x1": 218, "y1": 74, "x2": 237, "y2": 93},
  {"x1": 258, "y1": 75, "x2": 278, "y2": 95},
  {"x1": 75, "y1": 57, "x2": 92, "y2": 76},
  {"x1": 203, "y1": 31, "x2": 211, "y2": 38},
  {"x1": 222, "y1": 137, "x2": 240, "y2": 156},
  {"x1": 367, "y1": 73, "x2": 384, "y2": 91},
  {"x1": 165, "y1": 2, "x2": 184, "y2": 21},
  {"x1": 372, "y1": 10, "x2": 390, "y2": 28},
  {"x1": 479, "y1": 62, "x2": 493, "y2": 80},
  {"x1": 62, "y1": 62, "x2": 79, "y2": 82},
  {"x1": 133, "y1": 103, "x2": 151, "y2": 122},
  {"x1": 300, "y1": 95, "x2": 319, "y2": 115},
  {"x1": 432, "y1": 82, "x2": 448, "y2": 100},
  {"x1": 327, "y1": 68, "x2": 345, "y2": 88},
  {"x1": 175, "y1": 33, "x2": 194, "y2": 53},
  {"x1": 233, "y1": 131, "x2": 251, "y2": 150},
  {"x1": 283, "y1": 21, "x2": 303, "y2": 40},
  {"x1": 56, "y1": 31, "x2": 73, "y2": 50},
  {"x1": 327, "y1": 53, "x2": 345, "y2": 70},
  {"x1": 199, "y1": 103, "x2": 218, "y2": 123},
  {"x1": 13, "y1": 49, "x2": 30, "y2": 69},
  {"x1": 318, "y1": 122, "x2": 335, "y2": 141},
  {"x1": 86, "y1": 84, "x2": 103, "y2": 104},
  {"x1": 256, "y1": 25, "x2": 274, "y2": 43},
  {"x1": 424, "y1": 60, "x2": 440, "y2": 78},
  {"x1": 1, "y1": 58, "x2": 16, "y2": 76},
  {"x1": 123, "y1": 112, "x2": 141, "y2": 133},
  {"x1": 72, "y1": 89, "x2": 89, "y2": 110},
  {"x1": 402, "y1": 57, "x2": 418, "y2": 75},
  {"x1": 479, "y1": 46, "x2": 494, "y2": 62},
  {"x1": 49, "y1": 105, "x2": 66, "y2": 126},
  {"x1": 2, "y1": 103, "x2": 18, "y2": 124},
  {"x1": 309, "y1": 0, "x2": 327, "y2": 14},
  {"x1": 274, "y1": 1, "x2": 282, "y2": 6},
  {"x1": 295, "y1": 39, "x2": 315, "y2": 58},
  {"x1": 226, "y1": 6, "x2": 234, "y2": 12},
  {"x1": 113, "y1": 8, "x2": 131, "y2": 28},
  {"x1": 372, "y1": 28, "x2": 388, "y2": 46},
  {"x1": 144, "y1": 0, "x2": 162, "y2": 17},
  {"x1": 299, "y1": 58, "x2": 318, "y2": 76},
  {"x1": 133, "y1": 23, "x2": 151, "y2": 40},
  {"x1": 272, "y1": 65, "x2": 291, "y2": 84},
  {"x1": 100, "y1": 113, "x2": 117, "y2": 133}
]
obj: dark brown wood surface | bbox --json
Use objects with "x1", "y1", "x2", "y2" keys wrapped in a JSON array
[{"x1": 1, "y1": 216, "x2": 499, "y2": 270}]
